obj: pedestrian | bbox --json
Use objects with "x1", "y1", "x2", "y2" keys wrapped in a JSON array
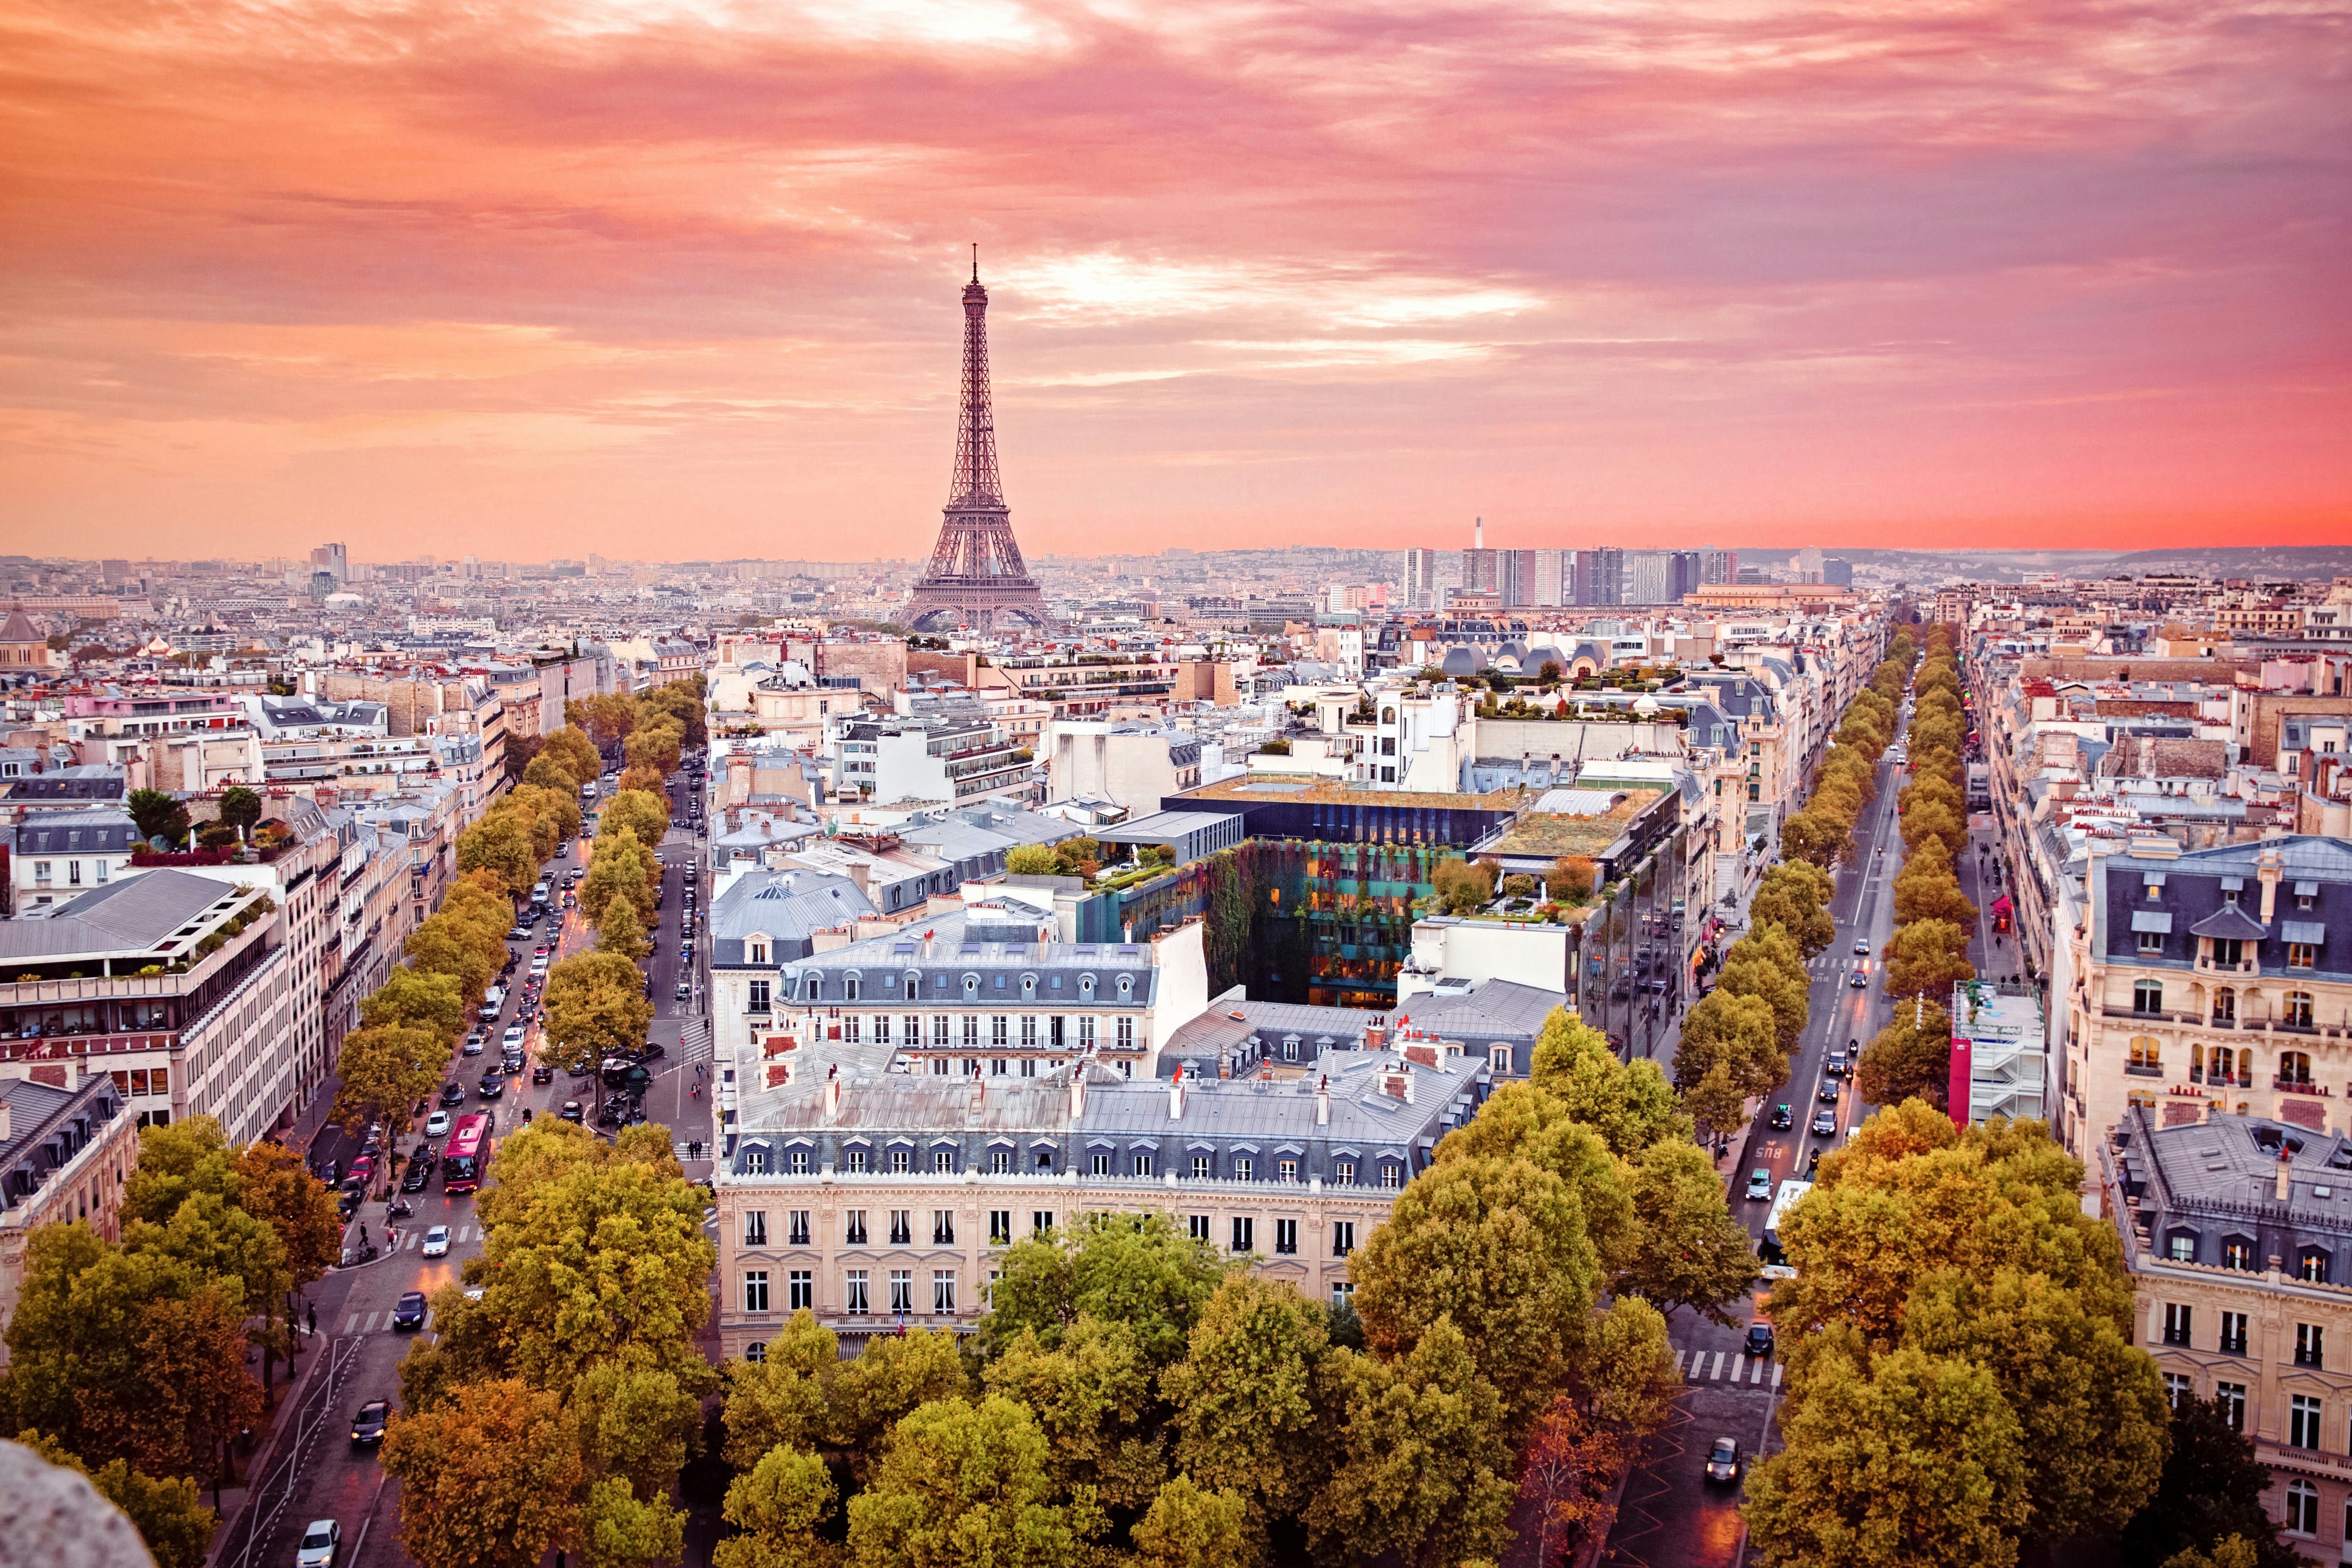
[{"x1": 308, "y1": 1302, "x2": 318, "y2": 1337}]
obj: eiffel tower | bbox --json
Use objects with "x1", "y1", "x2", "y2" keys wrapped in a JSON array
[{"x1": 903, "y1": 254, "x2": 1052, "y2": 632}]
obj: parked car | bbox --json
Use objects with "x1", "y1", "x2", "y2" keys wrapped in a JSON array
[
  {"x1": 316, "y1": 1157, "x2": 339, "y2": 1186},
  {"x1": 1704, "y1": 1436, "x2": 1742, "y2": 1484},
  {"x1": 425, "y1": 1110, "x2": 452, "y2": 1138},
  {"x1": 1745, "y1": 1168, "x2": 1774, "y2": 1201},
  {"x1": 533, "y1": 1065, "x2": 555, "y2": 1085},
  {"x1": 560, "y1": 1100, "x2": 584, "y2": 1123},
  {"x1": 297, "y1": 1519, "x2": 340, "y2": 1568},
  {"x1": 1768, "y1": 1103, "x2": 1792, "y2": 1130},
  {"x1": 421, "y1": 1225, "x2": 451, "y2": 1258},
  {"x1": 390, "y1": 1291, "x2": 427, "y2": 1332}
]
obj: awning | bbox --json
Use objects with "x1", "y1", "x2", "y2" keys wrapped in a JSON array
[
  {"x1": 2282, "y1": 921, "x2": 2327, "y2": 946},
  {"x1": 2131, "y1": 911, "x2": 2174, "y2": 934}
]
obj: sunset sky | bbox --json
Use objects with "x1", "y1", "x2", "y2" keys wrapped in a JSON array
[{"x1": 2, "y1": 0, "x2": 2346, "y2": 564}]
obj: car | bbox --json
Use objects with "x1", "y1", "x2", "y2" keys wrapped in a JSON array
[
  {"x1": 639, "y1": 1040, "x2": 666, "y2": 1060},
  {"x1": 509, "y1": 925, "x2": 533, "y2": 940},
  {"x1": 560, "y1": 1100, "x2": 584, "y2": 1123},
  {"x1": 1811, "y1": 1110, "x2": 1838, "y2": 1136},
  {"x1": 1744, "y1": 1321, "x2": 1775, "y2": 1359},
  {"x1": 410, "y1": 1150, "x2": 437, "y2": 1180},
  {"x1": 503, "y1": 1023, "x2": 526, "y2": 1045},
  {"x1": 425, "y1": 1110, "x2": 452, "y2": 1138},
  {"x1": 421, "y1": 1225, "x2": 451, "y2": 1258},
  {"x1": 533, "y1": 945, "x2": 551, "y2": 959},
  {"x1": 400, "y1": 1160, "x2": 432, "y2": 1194},
  {"x1": 1849, "y1": 968, "x2": 1868, "y2": 989},
  {"x1": 1768, "y1": 1103, "x2": 1792, "y2": 1131},
  {"x1": 297, "y1": 1519, "x2": 340, "y2": 1567},
  {"x1": 1744, "y1": 1168, "x2": 1774, "y2": 1201},
  {"x1": 349, "y1": 1154, "x2": 375, "y2": 1183},
  {"x1": 503, "y1": 1054, "x2": 526, "y2": 1077},
  {"x1": 478, "y1": 1071, "x2": 504, "y2": 1099},
  {"x1": 316, "y1": 1157, "x2": 340, "y2": 1187},
  {"x1": 1704, "y1": 1436, "x2": 1742, "y2": 1484},
  {"x1": 462, "y1": 1033, "x2": 484, "y2": 1056},
  {"x1": 391, "y1": 1290, "x2": 427, "y2": 1332},
  {"x1": 439, "y1": 1081, "x2": 465, "y2": 1107},
  {"x1": 532, "y1": 1064, "x2": 555, "y2": 1085},
  {"x1": 675, "y1": 981, "x2": 692, "y2": 1000},
  {"x1": 1852, "y1": 939, "x2": 1871, "y2": 956},
  {"x1": 1818, "y1": 1079, "x2": 1839, "y2": 1103},
  {"x1": 1825, "y1": 1051, "x2": 1847, "y2": 1078}
]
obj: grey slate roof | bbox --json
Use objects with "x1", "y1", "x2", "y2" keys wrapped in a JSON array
[
  {"x1": 0, "y1": 868, "x2": 258, "y2": 961},
  {"x1": 769, "y1": 904, "x2": 1159, "y2": 1008},
  {"x1": 708, "y1": 870, "x2": 878, "y2": 967},
  {"x1": 4, "y1": 809, "x2": 140, "y2": 858}
]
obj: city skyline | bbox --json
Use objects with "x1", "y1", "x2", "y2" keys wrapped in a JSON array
[{"x1": 3, "y1": 0, "x2": 2347, "y2": 561}]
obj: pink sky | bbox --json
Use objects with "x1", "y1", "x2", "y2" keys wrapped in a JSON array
[{"x1": 2, "y1": 0, "x2": 2347, "y2": 563}]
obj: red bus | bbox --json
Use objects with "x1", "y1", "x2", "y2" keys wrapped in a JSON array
[{"x1": 442, "y1": 1113, "x2": 492, "y2": 1195}]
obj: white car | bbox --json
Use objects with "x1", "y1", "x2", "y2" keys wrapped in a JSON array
[
  {"x1": 424, "y1": 1110, "x2": 452, "y2": 1138},
  {"x1": 296, "y1": 1520, "x2": 339, "y2": 1568},
  {"x1": 421, "y1": 1225, "x2": 451, "y2": 1258},
  {"x1": 503, "y1": 1023, "x2": 526, "y2": 1045}
]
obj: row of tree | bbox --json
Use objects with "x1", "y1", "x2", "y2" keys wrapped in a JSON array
[
  {"x1": 1855, "y1": 626, "x2": 1978, "y2": 1110},
  {"x1": 0, "y1": 1118, "x2": 346, "y2": 1565},
  {"x1": 711, "y1": 1007, "x2": 1755, "y2": 1568},
  {"x1": 567, "y1": 680, "x2": 707, "y2": 792}
]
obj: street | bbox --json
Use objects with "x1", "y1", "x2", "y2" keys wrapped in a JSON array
[{"x1": 215, "y1": 764, "x2": 710, "y2": 1568}]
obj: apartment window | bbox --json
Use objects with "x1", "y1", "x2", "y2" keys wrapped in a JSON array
[
  {"x1": 1332, "y1": 1220, "x2": 1356, "y2": 1258},
  {"x1": 1031, "y1": 1212, "x2": 1053, "y2": 1235},
  {"x1": 904, "y1": 1014, "x2": 920, "y2": 1043},
  {"x1": 2134, "y1": 980, "x2": 2164, "y2": 1014},
  {"x1": 932, "y1": 1210, "x2": 955, "y2": 1245},
  {"x1": 2286, "y1": 990, "x2": 2317, "y2": 1027},
  {"x1": 743, "y1": 1210, "x2": 768, "y2": 1247},
  {"x1": 1231, "y1": 1216, "x2": 1254, "y2": 1253},
  {"x1": 788, "y1": 1271, "x2": 813, "y2": 1311},
  {"x1": 962, "y1": 1016, "x2": 980, "y2": 1047},
  {"x1": 2162, "y1": 1303, "x2": 2191, "y2": 1346},
  {"x1": 1380, "y1": 1163, "x2": 1403, "y2": 1190},
  {"x1": 1116, "y1": 1018, "x2": 1135, "y2": 1051},
  {"x1": 1020, "y1": 1015, "x2": 1038, "y2": 1048},
  {"x1": 1091, "y1": 1152, "x2": 1111, "y2": 1176},
  {"x1": 889, "y1": 1210, "x2": 912, "y2": 1246},
  {"x1": 932, "y1": 1271, "x2": 956, "y2": 1314},
  {"x1": 2299, "y1": 1324, "x2": 2326, "y2": 1368},
  {"x1": 1331, "y1": 1281, "x2": 1356, "y2": 1312},
  {"x1": 988, "y1": 1209, "x2": 1013, "y2": 1244},
  {"x1": 2161, "y1": 1372, "x2": 2194, "y2": 1409},
  {"x1": 1188, "y1": 1214, "x2": 1211, "y2": 1242},
  {"x1": 889, "y1": 1147, "x2": 911, "y2": 1174},
  {"x1": 889, "y1": 1270, "x2": 913, "y2": 1314},
  {"x1": 2220, "y1": 1311, "x2": 2250, "y2": 1354},
  {"x1": 842, "y1": 1015, "x2": 862, "y2": 1045},
  {"x1": 1282, "y1": 1038, "x2": 1298, "y2": 1062},
  {"x1": 931, "y1": 1057, "x2": 950, "y2": 1076},
  {"x1": 1274, "y1": 1219, "x2": 1298, "y2": 1255},
  {"x1": 1190, "y1": 1155, "x2": 1211, "y2": 1180},
  {"x1": 1278, "y1": 1158, "x2": 1298, "y2": 1183},
  {"x1": 1132, "y1": 1152, "x2": 1153, "y2": 1177},
  {"x1": 1334, "y1": 1160, "x2": 1355, "y2": 1186},
  {"x1": 2213, "y1": 988, "x2": 2236, "y2": 1023},
  {"x1": 962, "y1": 1060, "x2": 980, "y2": 1078},
  {"x1": 2292, "y1": 1395, "x2": 2324, "y2": 1450},
  {"x1": 2137, "y1": 927, "x2": 2164, "y2": 955},
  {"x1": 933, "y1": 1150, "x2": 955, "y2": 1174},
  {"x1": 2213, "y1": 938, "x2": 2243, "y2": 966},
  {"x1": 1078, "y1": 1017, "x2": 1096, "y2": 1049},
  {"x1": 845, "y1": 1270, "x2": 870, "y2": 1315},
  {"x1": 845, "y1": 1210, "x2": 868, "y2": 1245},
  {"x1": 2223, "y1": 1241, "x2": 2257, "y2": 1273},
  {"x1": 2207, "y1": 1380, "x2": 2246, "y2": 1431},
  {"x1": 2129, "y1": 1036, "x2": 2160, "y2": 1070},
  {"x1": 845, "y1": 1149, "x2": 868, "y2": 1175},
  {"x1": 744, "y1": 1342, "x2": 765, "y2": 1363},
  {"x1": 932, "y1": 1016, "x2": 951, "y2": 1047},
  {"x1": 788, "y1": 1149, "x2": 810, "y2": 1176},
  {"x1": 744, "y1": 1150, "x2": 769, "y2": 1175},
  {"x1": 2302, "y1": 1249, "x2": 2332, "y2": 1283},
  {"x1": 94, "y1": 861, "x2": 107, "y2": 884},
  {"x1": 2286, "y1": 1479, "x2": 2320, "y2": 1537},
  {"x1": 742, "y1": 1271, "x2": 770, "y2": 1314},
  {"x1": 31, "y1": 862, "x2": 48, "y2": 884},
  {"x1": 789, "y1": 1210, "x2": 810, "y2": 1246},
  {"x1": 1233, "y1": 1158, "x2": 1253, "y2": 1182},
  {"x1": 1020, "y1": 1056, "x2": 1037, "y2": 1078}
]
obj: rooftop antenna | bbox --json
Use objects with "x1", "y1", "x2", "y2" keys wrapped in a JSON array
[{"x1": 971, "y1": 242, "x2": 979, "y2": 284}]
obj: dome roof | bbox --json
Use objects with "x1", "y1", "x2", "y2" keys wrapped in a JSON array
[{"x1": 1441, "y1": 646, "x2": 1481, "y2": 677}]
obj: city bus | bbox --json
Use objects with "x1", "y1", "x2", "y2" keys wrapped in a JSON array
[{"x1": 442, "y1": 1113, "x2": 492, "y2": 1195}]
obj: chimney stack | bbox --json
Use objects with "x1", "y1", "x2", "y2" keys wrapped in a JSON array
[
  {"x1": 1363, "y1": 1022, "x2": 1388, "y2": 1053},
  {"x1": 1316, "y1": 1074, "x2": 1330, "y2": 1126},
  {"x1": 1169, "y1": 1065, "x2": 1186, "y2": 1122}
]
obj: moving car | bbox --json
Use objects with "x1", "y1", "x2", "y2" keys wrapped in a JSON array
[
  {"x1": 1744, "y1": 1168, "x2": 1774, "y2": 1201},
  {"x1": 390, "y1": 1292, "x2": 427, "y2": 1332},
  {"x1": 400, "y1": 1159, "x2": 432, "y2": 1194},
  {"x1": 421, "y1": 1225, "x2": 451, "y2": 1258},
  {"x1": 1849, "y1": 968, "x2": 1868, "y2": 989},
  {"x1": 675, "y1": 981, "x2": 691, "y2": 1000},
  {"x1": 1704, "y1": 1437, "x2": 1742, "y2": 1484},
  {"x1": 351, "y1": 1397, "x2": 393, "y2": 1446},
  {"x1": 439, "y1": 1081, "x2": 465, "y2": 1107},
  {"x1": 1768, "y1": 1103, "x2": 1792, "y2": 1131},
  {"x1": 478, "y1": 1070, "x2": 504, "y2": 1099},
  {"x1": 297, "y1": 1520, "x2": 340, "y2": 1568},
  {"x1": 503, "y1": 1023, "x2": 526, "y2": 1046},
  {"x1": 1852, "y1": 939, "x2": 1871, "y2": 956},
  {"x1": 1744, "y1": 1321, "x2": 1775, "y2": 1359},
  {"x1": 1818, "y1": 1079, "x2": 1839, "y2": 1104},
  {"x1": 425, "y1": 1110, "x2": 452, "y2": 1138},
  {"x1": 1811, "y1": 1109, "x2": 1838, "y2": 1136},
  {"x1": 462, "y1": 1032, "x2": 485, "y2": 1056},
  {"x1": 532, "y1": 1064, "x2": 555, "y2": 1084},
  {"x1": 559, "y1": 1100, "x2": 584, "y2": 1123}
]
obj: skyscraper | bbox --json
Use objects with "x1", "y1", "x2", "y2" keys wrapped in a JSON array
[
  {"x1": 1573, "y1": 547, "x2": 1623, "y2": 607},
  {"x1": 1404, "y1": 548, "x2": 1444, "y2": 610}
]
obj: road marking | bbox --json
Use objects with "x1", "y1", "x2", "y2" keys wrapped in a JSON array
[
  {"x1": 1710, "y1": 1350, "x2": 1726, "y2": 1381},
  {"x1": 1752, "y1": 1357, "x2": 1766, "y2": 1385},
  {"x1": 341, "y1": 1313, "x2": 360, "y2": 1335},
  {"x1": 1772, "y1": 1363, "x2": 1784, "y2": 1390},
  {"x1": 1674, "y1": 1349, "x2": 1689, "y2": 1376}
]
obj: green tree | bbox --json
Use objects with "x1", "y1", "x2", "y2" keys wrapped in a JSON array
[
  {"x1": 1307, "y1": 1319, "x2": 1518, "y2": 1568},
  {"x1": 542, "y1": 951, "x2": 654, "y2": 1083},
  {"x1": 1005, "y1": 843, "x2": 1061, "y2": 877},
  {"x1": 580, "y1": 827, "x2": 657, "y2": 927},
  {"x1": 1132, "y1": 1475, "x2": 1252, "y2": 1568},
  {"x1": 121, "y1": 1117, "x2": 237, "y2": 1227},
  {"x1": 1901, "y1": 798, "x2": 1968, "y2": 862},
  {"x1": 216, "y1": 784, "x2": 263, "y2": 832},
  {"x1": 1781, "y1": 808, "x2": 1853, "y2": 867},
  {"x1": 1615, "y1": 1139, "x2": 1760, "y2": 1326},
  {"x1": 1751, "y1": 863, "x2": 1836, "y2": 958},
  {"x1": 844, "y1": 1395, "x2": 1103, "y2": 1568},
  {"x1": 716, "y1": 1445, "x2": 839, "y2": 1568},
  {"x1": 1527, "y1": 1007, "x2": 1690, "y2": 1158},
  {"x1": 828, "y1": 1329, "x2": 971, "y2": 1471},
  {"x1": 1161, "y1": 1275, "x2": 1335, "y2": 1526},
  {"x1": 1882, "y1": 919, "x2": 1975, "y2": 1003},
  {"x1": 624, "y1": 722, "x2": 683, "y2": 777},
  {"x1": 1715, "y1": 957, "x2": 1809, "y2": 1056},
  {"x1": 600, "y1": 788, "x2": 670, "y2": 850},
  {"x1": 1671, "y1": 989, "x2": 1784, "y2": 1136},
  {"x1": 595, "y1": 896, "x2": 652, "y2": 965},
  {"x1": 11, "y1": 1429, "x2": 215, "y2": 1568},
  {"x1": 127, "y1": 788, "x2": 190, "y2": 847},
  {"x1": 571, "y1": 1361, "x2": 703, "y2": 1500},
  {"x1": 332, "y1": 1024, "x2": 447, "y2": 1134},
  {"x1": 981, "y1": 1210, "x2": 1229, "y2": 1370},
  {"x1": 1742, "y1": 1345, "x2": 2029, "y2": 1568},
  {"x1": 382, "y1": 1378, "x2": 583, "y2": 1568},
  {"x1": 542, "y1": 726, "x2": 602, "y2": 788},
  {"x1": 722, "y1": 1311, "x2": 839, "y2": 1468},
  {"x1": 2120, "y1": 1394, "x2": 2300, "y2": 1568},
  {"x1": 982, "y1": 1316, "x2": 1164, "y2": 1507},
  {"x1": 405, "y1": 914, "x2": 500, "y2": 1005},
  {"x1": 581, "y1": 1477, "x2": 685, "y2": 1568},
  {"x1": 1855, "y1": 1005, "x2": 1953, "y2": 1111},
  {"x1": 458, "y1": 812, "x2": 541, "y2": 897},
  {"x1": 523, "y1": 751, "x2": 581, "y2": 794},
  {"x1": 360, "y1": 966, "x2": 468, "y2": 1042},
  {"x1": 127, "y1": 1181, "x2": 296, "y2": 1387}
]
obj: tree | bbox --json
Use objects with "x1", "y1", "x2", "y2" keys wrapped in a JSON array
[
  {"x1": 1715, "y1": 955, "x2": 1809, "y2": 1055},
  {"x1": 1006, "y1": 843, "x2": 1061, "y2": 876},
  {"x1": 2120, "y1": 1394, "x2": 2301, "y2": 1568},
  {"x1": 1571, "y1": 1295, "x2": 1683, "y2": 1448},
  {"x1": 1543, "y1": 855, "x2": 1596, "y2": 903},
  {"x1": 542, "y1": 726, "x2": 602, "y2": 787},
  {"x1": 1743, "y1": 1345, "x2": 2029, "y2": 1568},
  {"x1": 982, "y1": 1316, "x2": 1164, "y2": 1507},
  {"x1": 332, "y1": 1024, "x2": 448, "y2": 1134},
  {"x1": 127, "y1": 788, "x2": 190, "y2": 847},
  {"x1": 542, "y1": 952, "x2": 654, "y2": 1085},
  {"x1": 1307, "y1": 1319, "x2": 1518, "y2": 1568},
  {"x1": 360, "y1": 966, "x2": 468, "y2": 1043},
  {"x1": 523, "y1": 752, "x2": 582, "y2": 794},
  {"x1": 504, "y1": 730, "x2": 545, "y2": 784},
  {"x1": 381, "y1": 1378, "x2": 583, "y2": 1568},
  {"x1": 1352, "y1": 1155, "x2": 1597, "y2": 1429},
  {"x1": 458, "y1": 813, "x2": 540, "y2": 897},
  {"x1": 722, "y1": 1312, "x2": 839, "y2": 1468},
  {"x1": 1161, "y1": 1276, "x2": 1335, "y2": 1526},
  {"x1": 625, "y1": 723, "x2": 683, "y2": 778},
  {"x1": 580, "y1": 828, "x2": 657, "y2": 927},
  {"x1": 121, "y1": 1117, "x2": 237, "y2": 1228},
  {"x1": 406, "y1": 915, "x2": 500, "y2": 1005},
  {"x1": 1781, "y1": 808, "x2": 1852, "y2": 868},
  {"x1": 1671, "y1": 989, "x2": 1784, "y2": 1136},
  {"x1": 594, "y1": 897, "x2": 651, "y2": 964},
  {"x1": 216, "y1": 785, "x2": 263, "y2": 832},
  {"x1": 230, "y1": 1140, "x2": 342, "y2": 1297},
  {"x1": 981, "y1": 1210, "x2": 1229, "y2": 1371},
  {"x1": 618, "y1": 764, "x2": 665, "y2": 794},
  {"x1": 716, "y1": 1445, "x2": 839, "y2": 1568},
  {"x1": 12, "y1": 1428, "x2": 216, "y2": 1568},
  {"x1": 581, "y1": 1478, "x2": 685, "y2": 1568},
  {"x1": 1132, "y1": 1476, "x2": 1252, "y2": 1568},
  {"x1": 1751, "y1": 863, "x2": 1835, "y2": 958},
  {"x1": 828, "y1": 1329, "x2": 971, "y2": 1471},
  {"x1": 1517, "y1": 1397, "x2": 1626, "y2": 1568},
  {"x1": 1882, "y1": 919, "x2": 1975, "y2": 1003},
  {"x1": 600, "y1": 788, "x2": 670, "y2": 851},
  {"x1": 844, "y1": 1395, "x2": 1103, "y2": 1568},
  {"x1": 1901, "y1": 799, "x2": 1968, "y2": 862},
  {"x1": 1615, "y1": 1139, "x2": 1760, "y2": 1326},
  {"x1": 1855, "y1": 1004, "x2": 1953, "y2": 1111},
  {"x1": 123, "y1": 1284, "x2": 267, "y2": 1488},
  {"x1": 1527, "y1": 1007, "x2": 1691, "y2": 1158},
  {"x1": 571, "y1": 1361, "x2": 703, "y2": 1501}
]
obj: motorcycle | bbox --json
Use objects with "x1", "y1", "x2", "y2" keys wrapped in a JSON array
[{"x1": 388, "y1": 1198, "x2": 414, "y2": 1219}]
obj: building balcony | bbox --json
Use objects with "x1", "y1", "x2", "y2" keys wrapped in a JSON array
[
  {"x1": 2125, "y1": 1063, "x2": 2166, "y2": 1078},
  {"x1": 2276, "y1": 1078, "x2": 2328, "y2": 1097},
  {"x1": 2197, "y1": 956, "x2": 2260, "y2": 978}
]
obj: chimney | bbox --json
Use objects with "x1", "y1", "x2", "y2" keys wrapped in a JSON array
[
  {"x1": 1217, "y1": 1047, "x2": 1232, "y2": 1081},
  {"x1": 1363, "y1": 1022, "x2": 1389, "y2": 1053},
  {"x1": 1474, "y1": 516, "x2": 1484, "y2": 548},
  {"x1": 765, "y1": 1062, "x2": 790, "y2": 1090},
  {"x1": 1169, "y1": 1065, "x2": 1186, "y2": 1121},
  {"x1": 2277, "y1": 1150, "x2": 2293, "y2": 1204},
  {"x1": 1384, "y1": 1065, "x2": 1414, "y2": 1103},
  {"x1": 1315, "y1": 1074, "x2": 1330, "y2": 1126},
  {"x1": 825, "y1": 1063, "x2": 842, "y2": 1123},
  {"x1": 1403, "y1": 1041, "x2": 1439, "y2": 1069}
]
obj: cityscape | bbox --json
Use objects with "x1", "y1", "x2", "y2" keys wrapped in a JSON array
[{"x1": 2, "y1": 2, "x2": 2348, "y2": 1567}]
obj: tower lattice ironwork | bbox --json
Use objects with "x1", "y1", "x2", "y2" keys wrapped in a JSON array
[{"x1": 904, "y1": 255, "x2": 1051, "y2": 632}]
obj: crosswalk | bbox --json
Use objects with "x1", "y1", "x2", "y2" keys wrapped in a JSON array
[
  {"x1": 370, "y1": 1224, "x2": 481, "y2": 1252},
  {"x1": 342, "y1": 1306, "x2": 436, "y2": 1335},
  {"x1": 1674, "y1": 1347, "x2": 1783, "y2": 1389}
]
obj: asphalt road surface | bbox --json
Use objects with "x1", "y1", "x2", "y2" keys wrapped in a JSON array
[{"x1": 218, "y1": 764, "x2": 712, "y2": 1568}]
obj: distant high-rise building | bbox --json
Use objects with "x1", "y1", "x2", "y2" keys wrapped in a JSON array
[
  {"x1": 1521, "y1": 548, "x2": 1569, "y2": 607},
  {"x1": 1574, "y1": 547, "x2": 1624, "y2": 607},
  {"x1": 1625, "y1": 550, "x2": 1699, "y2": 605},
  {"x1": 1699, "y1": 548, "x2": 1738, "y2": 586},
  {"x1": 309, "y1": 542, "x2": 348, "y2": 584},
  {"x1": 1794, "y1": 546, "x2": 1826, "y2": 584},
  {"x1": 100, "y1": 559, "x2": 131, "y2": 582},
  {"x1": 1822, "y1": 556, "x2": 1854, "y2": 588},
  {"x1": 1405, "y1": 548, "x2": 1443, "y2": 610}
]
